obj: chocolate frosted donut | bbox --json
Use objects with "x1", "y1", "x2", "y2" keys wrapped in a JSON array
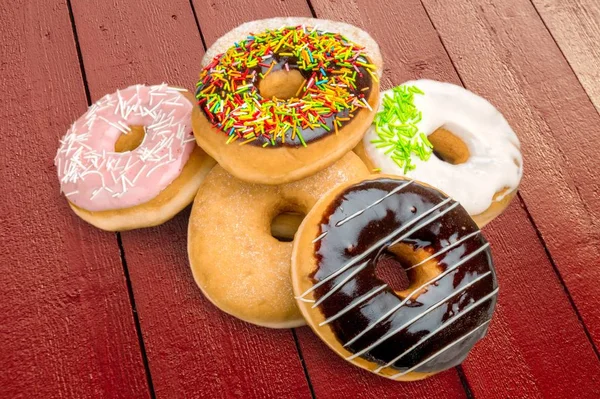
[
  {"x1": 191, "y1": 18, "x2": 382, "y2": 185},
  {"x1": 292, "y1": 176, "x2": 498, "y2": 380}
]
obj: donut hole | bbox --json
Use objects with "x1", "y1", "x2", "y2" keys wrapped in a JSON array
[
  {"x1": 375, "y1": 255, "x2": 410, "y2": 292},
  {"x1": 258, "y1": 69, "x2": 305, "y2": 100},
  {"x1": 114, "y1": 125, "x2": 146, "y2": 152},
  {"x1": 384, "y1": 243, "x2": 442, "y2": 298},
  {"x1": 429, "y1": 127, "x2": 470, "y2": 165},
  {"x1": 270, "y1": 211, "x2": 305, "y2": 242}
]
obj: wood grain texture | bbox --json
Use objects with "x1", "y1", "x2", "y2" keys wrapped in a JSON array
[
  {"x1": 0, "y1": 1, "x2": 150, "y2": 398},
  {"x1": 532, "y1": 0, "x2": 600, "y2": 114},
  {"x1": 421, "y1": 0, "x2": 600, "y2": 350},
  {"x1": 308, "y1": 0, "x2": 600, "y2": 397},
  {"x1": 191, "y1": 0, "x2": 312, "y2": 45},
  {"x1": 295, "y1": 328, "x2": 467, "y2": 399},
  {"x1": 69, "y1": 0, "x2": 312, "y2": 397},
  {"x1": 466, "y1": 202, "x2": 600, "y2": 398}
]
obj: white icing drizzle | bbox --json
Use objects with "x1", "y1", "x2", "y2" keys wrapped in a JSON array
[
  {"x1": 312, "y1": 259, "x2": 371, "y2": 308},
  {"x1": 370, "y1": 270, "x2": 493, "y2": 370},
  {"x1": 312, "y1": 231, "x2": 328, "y2": 243},
  {"x1": 369, "y1": 288, "x2": 498, "y2": 371},
  {"x1": 390, "y1": 319, "x2": 493, "y2": 379},
  {"x1": 319, "y1": 284, "x2": 388, "y2": 327},
  {"x1": 405, "y1": 230, "x2": 481, "y2": 272},
  {"x1": 363, "y1": 80, "x2": 523, "y2": 215},
  {"x1": 344, "y1": 242, "x2": 491, "y2": 353},
  {"x1": 388, "y1": 202, "x2": 460, "y2": 247},
  {"x1": 335, "y1": 180, "x2": 414, "y2": 227},
  {"x1": 298, "y1": 197, "x2": 453, "y2": 300}
]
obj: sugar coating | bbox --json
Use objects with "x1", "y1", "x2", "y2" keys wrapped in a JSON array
[{"x1": 188, "y1": 152, "x2": 369, "y2": 326}]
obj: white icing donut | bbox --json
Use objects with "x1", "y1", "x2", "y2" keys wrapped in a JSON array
[
  {"x1": 55, "y1": 84, "x2": 196, "y2": 211},
  {"x1": 363, "y1": 79, "x2": 522, "y2": 215}
]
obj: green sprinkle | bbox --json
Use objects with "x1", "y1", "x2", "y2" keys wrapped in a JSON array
[{"x1": 371, "y1": 85, "x2": 433, "y2": 174}]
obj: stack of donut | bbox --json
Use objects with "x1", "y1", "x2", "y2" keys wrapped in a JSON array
[{"x1": 55, "y1": 17, "x2": 522, "y2": 381}]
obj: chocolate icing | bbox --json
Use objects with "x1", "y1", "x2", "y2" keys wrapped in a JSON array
[
  {"x1": 309, "y1": 178, "x2": 498, "y2": 376},
  {"x1": 198, "y1": 54, "x2": 373, "y2": 148}
]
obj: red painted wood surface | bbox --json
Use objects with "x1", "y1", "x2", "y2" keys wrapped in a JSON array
[
  {"x1": 421, "y1": 0, "x2": 600, "y2": 350},
  {"x1": 69, "y1": 0, "x2": 312, "y2": 397},
  {"x1": 307, "y1": 0, "x2": 600, "y2": 397},
  {"x1": 532, "y1": 0, "x2": 600, "y2": 114},
  {"x1": 3, "y1": 0, "x2": 600, "y2": 397},
  {"x1": 0, "y1": 1, "x2": 150, "y2": 398}
]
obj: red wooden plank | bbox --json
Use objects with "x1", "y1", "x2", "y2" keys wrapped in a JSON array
[
  {"x1": 307, "y1": 0, "x2": 600, "y2": 397},
  {"x1": 0, "y1": 1, "x2": 150, "y2": 398},
  {"x1": 421, "y1": 0, "x2": 600, "y2": 351},
  {"x1": 191, "y1": 0, "x2": 312, "y2": 45},
  {"x1": 69, "y1": 0, "x2": 312, "y2": 397},
  {"x1": 532, "y1": 0, "x2": 600, "y2": 114},
  {"x1": 295, "y1": 328, "x2": 467, "y2": 398},
  {"x1": 468, "y1": 202, "x2": 600, "y2": 398},
  {"x1": 191, "y1": 2, "x2": 471, "y2": 397}
]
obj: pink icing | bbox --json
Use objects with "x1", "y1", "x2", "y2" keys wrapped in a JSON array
[{"x1": 55, "y1": 84, "x2": 196, "y2": 211}]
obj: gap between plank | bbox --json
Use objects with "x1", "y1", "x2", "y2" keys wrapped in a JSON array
[
  {"x1": 306, "y1": 0, "x2": 318, "y2": 17},
  {"x1": 456, "y1": 365, "x2": 474, "y2": 399},
  {"x1": 517, "y1": 195, "x2": 600, "y2": 361},
  {"x1": 528, "y1": 0, "x2": 600, "y2": 120},
  {"x1": 65, "y1": 1, "x2": 157, "y2": 397},
  {"x1": 188, "y1": 0, "x2": 208, "y2": 50},
  {"x1": 418, "y1": 0, "x2": 600, "y2": 365},
  {"x1": 292, "y1": 329, "x2": 317, "y2": 399}
]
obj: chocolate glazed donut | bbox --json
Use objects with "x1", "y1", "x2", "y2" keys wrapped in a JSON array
[{"x1": 292, "y1": 176, "x2": 498, "y2": 380}]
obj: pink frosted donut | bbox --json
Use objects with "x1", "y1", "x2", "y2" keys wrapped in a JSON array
[{"x1": 55, "y1": 84, "x2": 215, "y2": 231}]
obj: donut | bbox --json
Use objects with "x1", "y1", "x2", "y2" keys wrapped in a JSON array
[
  {"x1": 55, "y1": 84, "x2": 216, "y2": 231},
  {"x1": 355, "y1": 80, "x2": 523, "y2": 227},
  {"x1": 192, "y1": 17, "x2": 382, "y2": 185},
  {"x1": 292, "y1": 175, "x2": 498, "y2": 380},
  {"x1": 188, "y1": 152, "x2": 369, "y2": 328}
]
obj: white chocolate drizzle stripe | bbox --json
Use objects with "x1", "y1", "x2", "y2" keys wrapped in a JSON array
[
  {"x1": 390, "y1": 319, "x2": 493, "y2": 379},
  {"x1": 312, "y1": 231, "x2": 328, "y2": 243},
  {"x1": 319, "y1": 284, "x2": 388, "y2": 326},
  {"x1": 370, "y1": 271, "x2": 493, "y2": 370},
  {"x1": 389, "y1": 202, "x2": 460, "y2": 247},
  {"x1": 363, "y1": 287, "x2": 498, "y2": 366},
  {"x1": 299, "y1": 197, "x2": 453, "y2": 299},
  {"x1": 344, "y1": 242, "x2": 490, "y2": 350},
  {"x1": 335, "y1": 180, "x2": 414, "y2": 227},
  {"x1": 404, "y1": 230, "x2": 481, "y2": 271},
  {"x1": 312, "y1": 260, "x2": 371, "y2": 309},
  {"x1": 296, "y1": 297, "x2": 316, "y2": 303}
]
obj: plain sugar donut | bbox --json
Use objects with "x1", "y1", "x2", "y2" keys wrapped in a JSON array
[
  {"x1": 55, "y1": 84, "x2": 216, "y2": 231},
  {"x1": 188, "y1": 152, "x2": 368, "y2": 328},
  {"x1": 292, "y1": 175, "x2": 498, "y2": 380},
  {"x1": 192, "y1": 18, "x2": 382, "y2": 185},
  {"x1": 357, "y1": 80, "x2": 522, "y2": 227}
]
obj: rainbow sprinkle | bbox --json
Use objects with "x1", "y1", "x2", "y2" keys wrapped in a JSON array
[
  {"x1": 195, "y1": 26, "x2": 377, "y2": 147},
  {"x1": 371, "y1": 85, "x2": 433, "y2": 173}
]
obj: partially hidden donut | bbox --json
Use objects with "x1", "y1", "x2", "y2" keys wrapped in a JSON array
[
  {"x1": 355, "y1": 80, "x2": 523, "y2": 227},
  {"x1": 292, "y1": 175, "x2": 498, "y2": 380},
  {"x1": 55, "y1": 84, "x2": 216, "y2": 231},
  {"x1": 188, "y1": 152, "x2": 369, "y2": 328},
  {"x1": 192, "y1": 18, "x2": 382, "y2": 185}
]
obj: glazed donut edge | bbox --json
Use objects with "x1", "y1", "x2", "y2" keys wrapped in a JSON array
[
  {"x1": 191, "y1": 18, "x2": 382, "y2": 185},
  {"x1": 291, "y1": 174, "x2": 498, "y2": 381},
  {"x1": 201, "y1": 17, "x2": 383, "y2": 76}
]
